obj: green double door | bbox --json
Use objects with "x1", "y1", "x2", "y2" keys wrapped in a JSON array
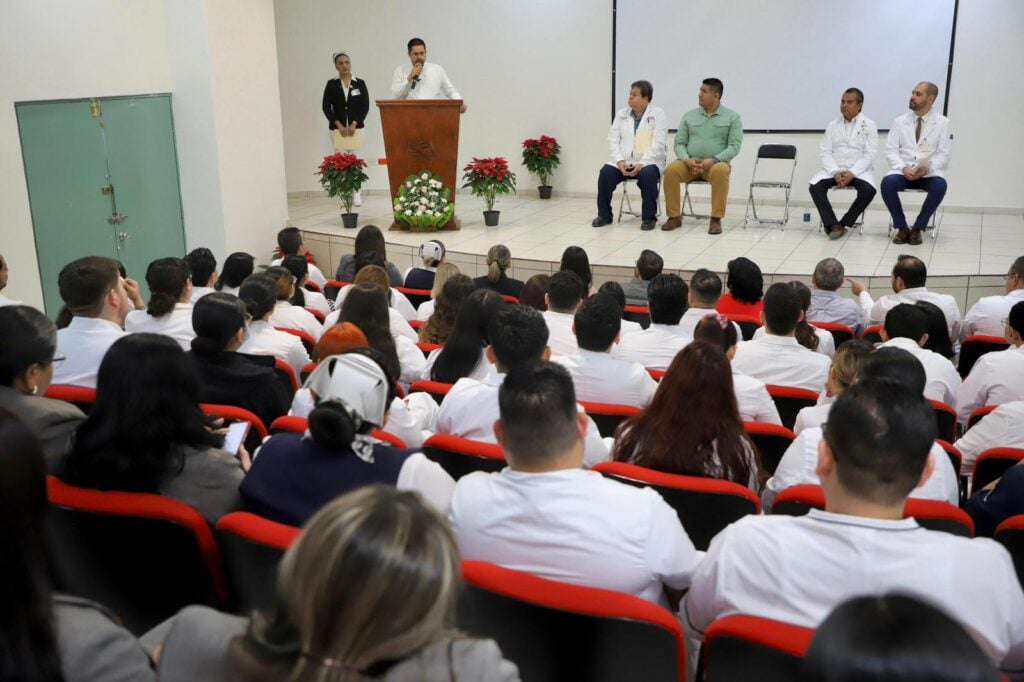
[{"x1": 16, "y1": 94, "x2": 186, "y2": 316}]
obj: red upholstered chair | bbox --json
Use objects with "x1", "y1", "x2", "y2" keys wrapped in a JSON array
[
  {"x1": 624, "y1": 304, "x2": 651, "y2": 329},
  {"x1": 935, "y1": 439, "x2": 964, "y2": 504},
  {"x1": 928, "y1": 399, "x2": 958, "y2": 443},
  {"x1": 395, "y1": 286, "x2": 432, "y2": 310},
  {"x1": 967, "y1": 405, "x2": 998, "y2": 431},
  {"x1": 303, "y1": 280, "x2": 322, "y2": 293},
  {"x1": 274, "y1": 359, "x2": 299, "y2": 393},
  {"x1": 501, "y1": 295, "x2": 520, "y2": 304},
  {"x1": 742, "y1": 421, "x2": 796, "y2": 475},
  {"x1": 994, "y1": 515, "x2": 1024, "y2": 590},
  {"x1": 726, "y1": 314, "x2": 762, "y2": 341},
  {"x1": 409, "y1": 319, "x2": 424, "y2": 329},
  {"x1": 300, "y1": 361, "x2": 318, "y2": 382},
  {"x1": 45, "y1": 476, "x2": 228, "y2": 634},
  {"x1": 592, "y1": 461, "x2": 760, "y2": 551},
  {"x1": 200, "y1": 403, "x2": 268, "y2": 439},
  {"x1": 765, "y1": 386, "x2": 818, "y2": 431},
  {"x1": 703, "y1": 615, "x2": 814, "y2": 682},
  {"x1": 973, "y1": 448, "x2": 1024, "y2": 492},
  {"x1": 303, "y1": 307, "x2": 326, "y2": 324},
  {"x1": 647, "y1": 368, "x2": 666, "y2": 381},
  {"x1": 959, "y1": 335, "x2": 1010, "y2": 378},
  {"x1": 268, "y1": 415, "x2": 407, "y2": 448},
  {"x1": 579, "y1": 401, "x2": 642, "y2": 438},
  {"x1": 323, "y1": 280, "x2": 350, "y2": 301},
  {"x1": 770, "y1": 484, "x2": 826, "y2": 516},
  {"x1": 416, "y1": 341, "x2": 442, "y2": 358},
  {"x1": 861, "y1": 324, "x2": 883, "y2": 344},
  {"x1": 408, "y1": 379, "x2": 453, "y2": 404},
  {"x1": 421, "y1": 434, "x2": 505, "y2": 480},
  {"x1": 458, "y1": 561, "x2": 686, "y2": 682},
  {"x1": 215, "y1": 512, "x2": 300, "y2": 613},
  {"x1": 43, "y1": 384, "x2": 98, "y2": 413},
  {"x1": 275, "y1": 326, "x2": 317, "y2": 356},
  {"x1": 808, "y1": 321, "x2": 856, "y2": 348}
]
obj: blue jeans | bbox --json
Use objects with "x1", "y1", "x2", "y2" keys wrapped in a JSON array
[
  {"x1": 597, "y1": 164, "x2": 661, "y2": 221},
  {"x1": 880, "y1": 174, "x2": 948, "y2": 230}
]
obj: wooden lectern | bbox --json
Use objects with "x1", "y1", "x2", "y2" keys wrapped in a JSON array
[{"x1": 377, "y1": 99, "x2": 462, "y2": 231}]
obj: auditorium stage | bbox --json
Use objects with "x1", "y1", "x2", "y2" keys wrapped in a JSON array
[{"x1": 292, "y1": 192, "x2": 1024, "y2": 313}]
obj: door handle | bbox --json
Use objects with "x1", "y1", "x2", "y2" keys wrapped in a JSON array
[
  {"x1": 108, "y1": 213, "x2": 128, "y2": 225},
  {"x1": 117, "y1": 231, "x2": 131, "y2": 243}
]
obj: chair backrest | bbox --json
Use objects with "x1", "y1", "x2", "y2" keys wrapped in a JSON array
[
  {"x1": 274, "y1": 359, "x2": 299, "y2": 394},
  {"x1": 770, "y1": 484, "x2": 826, "y2": 516},
  {"x1": 408, "y1": 379, "x2": 454, "y2": 404},
  {"x1": 323, "y1": 280, "x2": 350, "y2": 301},
  {"x1": 215, "y1": 511, "x2": 300, "y2": 613},
  {"x1": 300, "y1": 361, "x2": 318, "y2": 382},
  {"x1": 43, "y1": 384, "x2": 98, "y2": 413},
  {"x1": 647, "y1": 368, "x2": 666, "y2": 381},
  {"x1": 409, "y1": 319, "x2": 424, "y2": 329},
  {"x1": 973, "y1": 448, "x2": 1024, "y2": 492},
  {"x1": 304, "y1": 307, "x2": 326, "y2": 324},
  {"x1": 200, "y1": 403, "x2": 269, "y2": 439},
  {"x1": 592, "y1": 461, "x2": 760, "y2": 551},
  {"x1": 743, "y1": 421, "x2": 796, "y2": 475},
  {"x1": 757, "y1": 144, "x2": 798, "y2": 161},
  {"x1": 703, "y1": 614, "x2": 814, "y2": 682},
  {"x1": 726, "y1": 314, "x2": 762, "y2": 341},
  {"x1": 422, "y1": 434, "x2": 505, "y2": 480},
  {"x1": 416, "y1": 341, "x2": 442, "y2": 358},
  {"x1": 578, "y1": 401, "x2": 643, "y2": 438},
  {"x1": 623, "y1": 304, "x2": 651, "y2": 329},
  {"x1": 501, "y1": 295, "x2": 520, "y2": 304},
  {"x1": 808, "y1": 321, "x2": 856, "y2": 348},
  {"x1": 765, "y1": 386, "x2": 819, "y2": 431},
  {"x1": 274, "y1": 326, "x2": 317, "y2": 355},
  {"x1": 928, "y1": 399, "x2": 958, "y2": 443},
  {"x1": 303, "y1": 280, "x2": 322, "y2": 293},
  {"x1": 395, "y1": 286, "x2": 432, "y2": 309},
  {"x1": 862, "y1": 324, "x2": 883, "y2": 344},
  {"x1": 269, "y1": 415, "x2": 407, "y2": 448},
  {"x1": 959, "y1": 335, "x2": 1010, "y2": 378},
  {"x1": 458, "y1": 561, "x2": 686, "y2": 682},
  {"x1": 994, "y1": 515, "x2": 1024, "y2": 589},
  {"x1": 45, "y1": 476, "x2": 227, "y2": 635},
  {"x1": 967, "y1": 405, "x2": 998, "y2": 431}
]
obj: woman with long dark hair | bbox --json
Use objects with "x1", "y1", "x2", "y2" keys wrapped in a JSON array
[
  {"x1": 716, "y1": 256, "x2": 764, "y2": 317},
  {"x1": 281, "y1": 254, "x2": 333, "y2": 317},
  {"x1": 419, "y1": 274, "x2": 476, "y2": 345},
  {"x1": 612, "y1": 340, "x2": 762, "y2": 490},
  {"x1": 124, "y1": 257, "x2": 195, "y2": 350},
  {"x1": 427, "y1": 289, "x2": 507, "y2": 384},
  {"x1": 559, "y1": 246, "x2": 595, "y2": 297},
  {"x1": 335, "y1": 225, "x2": 403, "y2": 285},
  {"x1": 214, "y1": 252, "x2": 255, "y2": 296},
  {"x1": 340, "y1": 283, "x2": 425, "y2": 386}
]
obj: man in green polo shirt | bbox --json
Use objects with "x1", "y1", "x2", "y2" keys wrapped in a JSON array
[{"x1": 661, "y1": 78, "x2": 743, "y2": 235}]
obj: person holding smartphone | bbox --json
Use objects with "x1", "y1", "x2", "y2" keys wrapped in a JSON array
[{"x1": 322, "y1": 51, "x2": 369, "y2": 205}]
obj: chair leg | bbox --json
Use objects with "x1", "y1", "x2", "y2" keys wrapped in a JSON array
[{"x1": 617, "y1": 184, "x2": 629, "y2": 222}]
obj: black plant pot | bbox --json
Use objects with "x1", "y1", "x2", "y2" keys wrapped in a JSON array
[
  {"x1": 538, "y1": 185, "x2": 553, "y2": 199},
  {"x1": 341, "y1": 212, "x2": 359, "y2": 229},
  {"x1": 483, "y1": 210, "x2": 500, "y2": 227}
]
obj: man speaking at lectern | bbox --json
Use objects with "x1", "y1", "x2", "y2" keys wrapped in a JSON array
[{"x1": 391, "y1": 38, "x2": 467, "y2": 113}]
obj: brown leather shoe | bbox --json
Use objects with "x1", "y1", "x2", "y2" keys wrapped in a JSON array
[
  {"x1": 828, "y1": 225, "x2": 848, "y2": 240},
  {"x1": 661, "y1": 216, "x2": 682, "y2": 231},
  {"x1": 892, "y1": 228, "x2": 911, "y2": 244},
  {"x1": 708, "y1": 218, "x2": 722, "y2": 234},
  {"x1": 908, "y1": 229, "x2": 923, "y2": 245}
]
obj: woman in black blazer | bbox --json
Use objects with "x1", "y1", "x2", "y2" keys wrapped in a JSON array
[{"x1": 322, "y1": 52, "x2": 369, "y2": 143}]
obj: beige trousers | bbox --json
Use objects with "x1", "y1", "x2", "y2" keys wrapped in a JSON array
[{"x1": 663, "y1": 160, "x2": 731, "y2": 218}]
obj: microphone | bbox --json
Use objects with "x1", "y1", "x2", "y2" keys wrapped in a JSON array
[{"x1": 411, "y1": 63, "x2": 422, "y2": 89}]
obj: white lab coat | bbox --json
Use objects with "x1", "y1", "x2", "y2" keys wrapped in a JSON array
[
  {"x1": 809, "y1": 114, "x2": 878, "y2": 188},
  {"x1": 606, "y1": 105, "x2": 668, "y2": 173},
  {"x1": 885, "y1": 110, "x2": 952, "y2": 178}
]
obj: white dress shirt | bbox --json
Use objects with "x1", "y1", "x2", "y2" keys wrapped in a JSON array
[
  {"x1": 269, "y1": 301, "x2": 323, "y2": 342},
  {"x1": 238, "y1": 319, "x2": 311, "y2": 380},
  {"x1": 390, "y1": 61, "x2": 462, "y2": 100},
  {"x1": 553, "y1": 349, "x2": 658, "y2": 408},
  {"x1": 879, "y1": 337, "x2": 962, "y2": 405},
  {"x1": 303, "y1": 290, "x2": 333, "y2": 318},
  {"x1": 435, "y1": 372, "x2": 610, "y2": 468},
  {"x1": 335, "y1": 285, "x2": 417, "y2": 322},
  {"x1": 962, "y1": 289, "x2": 1024, "y2": 340},
  {"x1": 955, "y1": 401, "x2": 1024, "y2": 475},
  {"x1": 542, "y1": 310, "x2": 579, "y2": 358},
  {"x1": 678, "y1": 307, "x2": 742, "y2": 339},
  {"x1": 733, "y1": 368, "x2": 783, "y2": 425},
  {"x1": 809, "y1": 113, "x2": 878, "y2": 187},
  {"x1": 957, "y1": 345, "x2": 1024, "y2": 424},
  {"x1": 807, "y1": 289, "x2": 865, "y2": 336},
  {"x1": 0, "y1": 293, "x2": 22, "y2": 306},
  {"x1": 269, "y1": 257, "x2": 328, "y2": 289},
  {"x1": 53, "y1": 317, "x2": 127, "y2": 388},
  {"x1": 450, "y1": 467, "x2": 700, "y2": 608},
  {"x1": 323, "y1": 305, "x2": 417, "y2": 342},
  {"x1": 681, "y1": 509, "x2": 1024, "y2": 674},
  {"x1": 416, "y1": 299, "x2": 436, "y2": 322},
  {"x1": 885, "y1": 110, "x2": 953, "y2": 178},
  {"x1": 395, "y1": 335, "x2": 427, "y2": 388},
  {"x1": 732, "y1": 335, "x2": 831, "y2": 393},
  {"x1": 420, "y1": 348, "x2": 493, "y2": 383},
  {"x1": 614, "y1": 324, "x2": 692, "y2": 371},
  {"x1": 793, "y1": 402, "x2": 831, "y2": 435},
  {"x1": 124, "y1": 303, "x2": 195, "y2": 351},
  {"x1": 288, "y1": 388, "x2": 439, "y2": 449},
  {"x1": 620, "y1": 318, "x2": 643, "y2": 335},
  {"x1": 763, "y1": 423, "x2": 959, "y2": 510},
  {"x1": 606, "y1": 104, "x2": 669, "y2": 173},
  {"x1": 189, "y1": 286, "x2": 216, "y2": 304},
  {"x1": 858, "y1": 286, "x2": 962, "y2": 341},
  {"x1": 752, "y1": 325, "x2": 835, "y2": 358}
]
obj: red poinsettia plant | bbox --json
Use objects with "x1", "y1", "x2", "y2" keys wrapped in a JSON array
[
  {"x1": 521, "y1": 135, "x2": 561, "y2": 186},
  {"x1": 316, "y1": 152, "x2": 369, "y2": 213},
  {"x1": 462, "y1": 157, "x2": 516, "y2": 212}
]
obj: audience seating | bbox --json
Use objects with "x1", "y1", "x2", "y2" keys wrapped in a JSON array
[
  {"x1": 592, "y1": 461, "x2": 760, "y2": 551},
  {"x1": 199, "y1": 403, "x2": 269, "y2": 439},
  {"x1": 275, "y1": 326, "x2": 317, "y2": 355},
  {"x1": 967, "y1": 405, "x2": 998, "y2": 431},
  {"x1": 43, "y1": 384, "x2": 98, "y2": 413},
  {"x1": 501, "y1": 295, "x2": 520, "y2": 304},
  {"x1": 268, "y1": 415, "x2": 407, "y2": 448},
  {"x1": 958, "y1": 335, "x2": 1009, "y2": 378},
  {"x1": 214, "y1": 511, "x2": 300, "y2": 614},
  {"x1": 743, "y1": 422, "x2": 796, "y2": 475},
  {"x1": 409, "y1": 319, "x2": 424, "y2": 329},
  {"x1": 994, "y1": 515, "x2": 1024, "y2": 589},
  {"x1": 300, "y1": 361, "x2": 318, "y2": 382},
  {"x1": 303, "y1": 307, "x2": 326, "y2": 324},
  {"x1": 702, "y1": 614, "x2": 814, "y2": 682},
  {"x1": 45, "y1": 476, "x2": 228, "y2": 635},
  {"x1": 929, "y1": 399, "x2": 958, "y2": 443},
  {"x1": 861, "y1": 324, "x2": 883, "y2": 344},
  {"x1": 416, "y1": 341, "x2": 442, "y2": 357},
  {"x1": 274, "y1": 359, "x2": 299, "y2": 393},
  {"x1": 765, "y1": 385, "x2": 818, "y2": 431},
  {"x1": 578, "y1": 401, "x2": 642, "y2": 439},
  {"x1": 743, "y1": 144, "x2": 799, "y2": 228},
  {"x1": 458, "y1": 561, "x2": 686, "y2": 682},
  {"x1": 623, "y1": 304, "x2": 651, "y2": 329},
  {"x1": 323, "y1": 280, "x2": 350, "y2": 301},
  {"x1": 396, "y1": 286, "x2": 432, "y2": 309},
  {"x1": 808, "y1": 321, "x2": 856, "y2": 348},
  {"x1": 647, "y1": 368, "x2": 666, "y2": 381},
  {"x1": 303, "y1": 281, "x2": 322, "y2": 293},
  {"x1": 725, "y1": 314, "x2": 761, "y2": 341},
  {"x1": 421, "y1": 434, "x2": 505, "y2": 480},
  {"x1": 972, "y1": 448, "x2": 1024, "y2": 492},
  {"x1": 408, "y1": 379, "x2": 453, "y2": 404}
]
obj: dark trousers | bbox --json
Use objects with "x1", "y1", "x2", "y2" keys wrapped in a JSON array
[
  {"x1": 597, "y1": 164, "x2": 661, "y2": 221},
  {"x1": 808, "y1": 178, "x2": 876, "y2": 227},
  {"x1": 880, "y1": 174, "x2": 948, "y2": 230}
]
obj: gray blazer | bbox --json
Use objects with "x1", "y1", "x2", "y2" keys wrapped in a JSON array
[
  {"x1": 159, "y1": 445, "x2": 245, "y2": 525},
  {"x1": 621, "y1": 278, "x2": 651, "y2": 306},
  {"x1": 55, "y1": 595, "x2": 155, "y2": 682},
  {"x1": 0, "y1": 385, "x2": 84, "y2": 470}
]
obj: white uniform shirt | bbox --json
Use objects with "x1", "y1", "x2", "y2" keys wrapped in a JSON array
[
  {"x1": 955, "y1": 401, "x2": 1024, "y2": 475},
  {"x1": 614, "y1": 324, "x2": 692, "y2": 371},
  {"x1": 858, "y1": 286, "x2": 963, "y2": 341},
  {"x1": 269, "y1": 301, "x2": 323, "y2": 342},
  {"x1": 732, "y1": 335, "x2": 831, "y2": 393},
  {"x1": 752, "y1": 325, "x2": 835, "y2": 358},
  {"x1": 962, "y1": 289, "x2": 1024, "y2": 340},
  {"x1": 809, "y1": 113, "x2": 878, "y2": 187},
  {"x1": 733, "y1": 369, "x2": 783, "y2": 425},
  {"x1": 879, "y1": 337, "x2": 962, "y2": 405},
  {"x1": 124, "y1": 303, "x2": 195, "y2": 351},
  {"x1": 763, "y1": 423, "x2": 959, "y2": 510},
  {"x1": 390, "y1": 61, "x2": 462, "y2": 100},
  {"x1": 606, "y1": 104, "x2": 669, "y2": 173},
  {"x1": 323, "y1": 305, "x2": 417, "y2": 342},
  {"x1": 189, "y1": 286, "x2": 216, "y2": 304},
  {"x1": 681, "y1": 510, "x2": 1024, "y2": 674},
  {"x1": 793, "y1": 402, "x2": 832, "y2": 435},
  {"x1": 420, "y1": 347, "x2": 494, "y2": 383},
  {"x1": 679, "y1": 307, "x2": 742, "y2": 338},
  {"x1": 416, "y1": 299, "x2": 435, "y2": 322},
  {"x1": 238, "y1": 320, "x2": 311, "y2": 380},
  {"x1": 552, "y1": 349, "x2": 657, "y2": 408},
  {"x1": 957, "y1": 345, "x2": 1024, "y2": 423},
  {"x1": 885, "y1": 110, "x2": 953, "y2": 178},
  {"x1": 302, "y1": 290, "x2": 333, "y2": 318},
  {"x1": 335, "y1": 285, "x2": 417, "y2": 322},
  {"x1": 435, "y1": 372, "x2": 610, "y2": 468},
  {"x1": 541, "y1": 310, "x2": 579, "y2": 358},
  {"x1": 450, "y1": 468, "x2": 700, "y2": 608},
  {"x1": 53, "y1": 317, "x2": 127, "y2": 388},
  {"x1": 395, "y1": 335, "x2": 427, "y2": 388},
  {"x1": 269, "y1": 258, "x2": 328, "y2": 289}
]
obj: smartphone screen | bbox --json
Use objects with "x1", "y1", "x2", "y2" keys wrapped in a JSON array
[{"x1": 223, "y1": 421, "x2": 251, "y2": 454}]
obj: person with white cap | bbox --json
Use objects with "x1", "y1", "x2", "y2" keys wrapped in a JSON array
[
  {"x1": 240, "y1": 351, "x2": 455, "y2": 526},
  {"x1": 403, "y1": 239, "x2": 446, "y2": 290}
]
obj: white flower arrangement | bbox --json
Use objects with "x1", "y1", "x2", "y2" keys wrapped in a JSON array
[{"x1": 393, "y1": 170, "x2": 454, "y2": 231}]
